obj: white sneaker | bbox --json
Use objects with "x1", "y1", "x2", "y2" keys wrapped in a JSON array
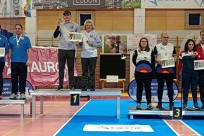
[{"x1": 9, "y1": 94, "x2": 17, "y2": 100}]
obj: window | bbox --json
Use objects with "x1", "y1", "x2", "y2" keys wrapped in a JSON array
[
  {"x1": 189, "y1": 13, "x2": 201, "y2": 26},
  {"x1": 79, "y1": 14, "x2": 92, "y2": 26},
  {"x1": 185, "y1": 10, "x2": 204, "y2": 29},
  {"x1": 76, "y1": 10, "x2": 95, "y2": 30}
]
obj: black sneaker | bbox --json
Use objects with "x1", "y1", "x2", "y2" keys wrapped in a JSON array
[
  {"x1": 56, "y1": 85, "x2": 63, "y2": 91},
  {"x1": 90, "y1": 86, "x2": 95, "y2": 91},
  {"x1": 183, "y1": 104, "x2": 188, "y2": 110},
  {"x1": 81, "y1": 86, "x2": 88, "y2": 91},
  {"x1": 136, "y1": 103, "x2": 142, "y2": 110},
  {"x1": 69, "y1": 85, "x2": 75, "y2": 91},
  {"x1": 156, "y1": 103, "x2": 162, "y2": 109},
  {"x1": 147, "y1": 103, "x2": 153, "y2": 110},
  {"x1": 193, "y1": 103, "x2": 200, "y2": 110}
]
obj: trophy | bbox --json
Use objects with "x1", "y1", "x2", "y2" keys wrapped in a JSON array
[{"x1": 58, "y1": 18, "x2": 63, "y2": 25}]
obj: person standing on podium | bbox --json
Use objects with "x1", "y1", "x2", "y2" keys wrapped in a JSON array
[
  {"x1": 154, "y1": 32, "x2": 177, "y2": 110},
  {"x1": 8, "y1": 24, "x2": 32, "y2": 100},
  {"x1": 178, "y1": 39, "x2": 200, "y2": 110},
  {"x1": 196, "y1": 29, "x2": 204, "y2": 110},
  {"x1": 53, "y1": 10, "x2": 80, "y2": 91},
  {"x1": 0, "y1": 25, "x2": 9, "y2": 100},
  {"x1": 75, "y1": 20, "x2": 102, "y2": 91},
  {"x1": 132, "y1": 37, "x2": 154, "y2": 110}
]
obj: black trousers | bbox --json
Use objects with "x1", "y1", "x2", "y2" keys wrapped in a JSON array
[
  {"x1": 81, "y1": 57, "x2": 97, "y2": 87},
  {"x1": 182, "y1": 72, "x2": 198, "y2": 105},
  {"x1": 0, "y1": 62, "x2": 5, "y2": 95},
  {"x1": 11, "y1": 62, "x2": 27, "y2": 95},
  {"x1": 135, "y1": 71, "x2": 152, "y2": 104},
  {"x1": 156, "y1": 73, "x2": 174, "y2": 103},
  {"x1": 198, "y1": 70, "x2": 204, "y2": 105},
  {"x1": 58, "y1": 49, "x2": 75, "y2": 86}
]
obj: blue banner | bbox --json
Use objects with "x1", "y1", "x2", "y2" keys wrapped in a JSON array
[
  {"x1": 128, "y1": 79, "x2": 179, "y2": 102},
  {"x1": 2, "y1": 78, "x2": 34, "y2": 98}
]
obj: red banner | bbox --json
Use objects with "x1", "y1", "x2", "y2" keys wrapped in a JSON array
[{"x1": 3, "y1": 47, "x2": 78, "y2": 86}]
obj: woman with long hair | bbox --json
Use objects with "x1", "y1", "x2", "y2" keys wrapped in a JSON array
[{"x1": 178, "y1": 39, "x2": 200, "y2": 110}]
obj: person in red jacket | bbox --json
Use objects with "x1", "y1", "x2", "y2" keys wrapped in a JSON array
[
  {"x1": 196, "y1": 30, "x2": 204, "y2": 109},
  {"x1": 178, "y1": 39, "x2": 200, "y2": 110}
]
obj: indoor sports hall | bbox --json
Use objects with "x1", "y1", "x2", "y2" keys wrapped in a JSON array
[{"x1": 0, "y1": 0, "x2": 204, "y2": 136}]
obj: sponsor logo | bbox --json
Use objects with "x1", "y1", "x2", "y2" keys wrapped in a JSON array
[
  {"x1": 2, "y1": 78, "x2": 34, "y2": 97},
  {"x1": 73, "y1": 0, "x2": 100, "y2": 5},
  {"x1": 83, "y1": 124, "x2": 154, "y2": 132},
  {"x1": 5, "y1": 61, "x2": 70, "y2": 75}
]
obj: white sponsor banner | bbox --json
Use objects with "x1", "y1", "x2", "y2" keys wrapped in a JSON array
[
  {"x1": 83, "y1": 124, "x2": 154, "y2": 132},
  {"x1": 141, "y1": 0, "x2": 204, "y2": 8},
  {"x1": 127, "y1": 34, "x2": 157, "y2": 54}
]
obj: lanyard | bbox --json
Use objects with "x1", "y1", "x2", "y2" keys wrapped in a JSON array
[
  {"x1": 16, "y1": 35, "x2": 22, "y2": 46},
  {"x1": 84, "y1": 31, "x2": 91, "y2": 41}
]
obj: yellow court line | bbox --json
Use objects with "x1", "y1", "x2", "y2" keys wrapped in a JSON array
[{"x1": 3, "y1": 101, "x2": 67, "y2": 136}]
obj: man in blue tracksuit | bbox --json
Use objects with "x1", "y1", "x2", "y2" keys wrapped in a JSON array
[
  {"x1": 8, "y1": 24, "x2": 32, "y2": 100},
  {"x1": 0, "y1": 25, "x2": 9, "y2": 99}
]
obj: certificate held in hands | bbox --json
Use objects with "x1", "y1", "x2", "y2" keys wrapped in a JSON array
[
  {"x1": 194, "y1": 60, "x2": 204, "y2": 70},
  {"x1": 0, "y1": 47, "x2": 5, "y2": 57},
  {"x1": 161, "y1": 58, "x2": 175, "y2": 68},
  {"x1": 68, "y1": 32, "x2": 82, "y2": 42}
]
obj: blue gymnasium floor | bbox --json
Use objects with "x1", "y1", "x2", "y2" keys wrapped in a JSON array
[{"x1": 54, "y1": 100, "x2": 204, "y2": 136}]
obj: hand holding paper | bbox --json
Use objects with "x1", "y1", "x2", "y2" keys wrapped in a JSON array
[
  {"x1": 75, "y1": 41, "x2": 79, "y2": 46},
  {"x1": 87, "y1": 41, "x2": 93, "y2": 46}
]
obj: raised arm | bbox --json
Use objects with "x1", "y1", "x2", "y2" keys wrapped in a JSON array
[{"x1": 53, "y1": 26, "x2": 60, "y2": 38}]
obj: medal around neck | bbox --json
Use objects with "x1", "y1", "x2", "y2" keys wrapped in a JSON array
[
  {"x1": 68, "y1": 32, "x2": 82, "y2": 42},
  {"x1": 16, "y1": 35, "x2": 22, "y2": 48}
]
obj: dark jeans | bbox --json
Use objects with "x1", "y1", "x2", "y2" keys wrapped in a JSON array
[
  {"x1": 198, "y1": 70, "x2": 204, "y2": 105},
  {"x1": 81, "y1": 57, "x2": 97, "y2": 87},
  {"x1": 11, "y1": 62, "x2": 27, "y2": 95},
  {"x1": 0, "y1": 62, "x2": 5, "y2": 95},
  {"x1": 156, "y1": 73, "x2": 174, "y2": 103},
  {"x1": 58, "y1": 49, "x2": 75, "y2": 86},
  {"x1": 182, "y1": 72, "x2": 198, "y2": 105},
  {"x1": 135, "y1": 71, "x2": 152, "y2": 104}
]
